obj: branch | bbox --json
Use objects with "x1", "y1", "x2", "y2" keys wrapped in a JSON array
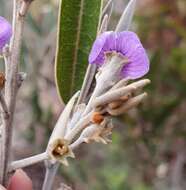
[
  {"x1": 42, "y1": 162, "x2": 60, "y2": 190},
  {"x1": 0, "y1": 0, "x2": 33, "y2": 185},
  {"x1": 9, "y1": 152, "x2": 48, "y2": 172}
]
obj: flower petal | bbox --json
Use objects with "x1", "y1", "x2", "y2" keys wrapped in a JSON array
[
  {"x1": 116, "y1": 31, "x2": 149, "y2": 79},
  {"x1": 121, "y1": 47, "x2": 150, "y2": 79},
  {"x1": 89, "y1": 31, "x2": 111, "y2": 65},
  {"x1": 0, "y1": 16, "x2": 12, "y2": 52}
]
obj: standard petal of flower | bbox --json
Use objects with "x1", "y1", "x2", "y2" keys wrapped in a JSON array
[
  {"x1": 121, "y1": 48, "x2": 149, "y2": 79},
  {"x1": 116, "y1": 31, "x2": 149, "y2": 79},
  {"x1": 104, "y1": 32, "x2": 116, "y2": 52},
  {"x1": 89, "y1": 31, "x2": 112, "y2": 65},
  {"x1": 0, "y1": 16, "x2": 12, "y2": 51}
]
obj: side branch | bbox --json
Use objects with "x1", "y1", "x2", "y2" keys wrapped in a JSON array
[{"x1": 9, "y1": 152, "x2": 48, "y2": 172}]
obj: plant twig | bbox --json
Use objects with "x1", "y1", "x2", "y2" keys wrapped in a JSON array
[
  {"x1": 0, "y1": 93, "x2": 9, "y2": 117},
  {"x1": 42, "y1": 162, "x2": 60, "y2": 190},
  {"x1": 0, "y1": 0, "x2": 33, "y2": 185},
  {"x1": 19, "y1": 0, "x2": 33, "y2": 17},
  {"x1": 9, "y1": 152, "x2": 48, "y2": 172}
]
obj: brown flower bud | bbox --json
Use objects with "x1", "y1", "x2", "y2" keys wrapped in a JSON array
[
  {"x1": 91, "y1": 112, "x2": 104, "y2": 124},
  {"x1": 0, "y1": 72, "x2": 5, "y2": 89}
]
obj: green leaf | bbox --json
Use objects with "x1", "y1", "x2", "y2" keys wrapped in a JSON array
[{"x1": 55, "y1": 0, "x2": 102, "y2": 103}]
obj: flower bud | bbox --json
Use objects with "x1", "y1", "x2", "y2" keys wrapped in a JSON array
[{"x1": 0, "y1": 72, "x2": 5, "y2": 89}]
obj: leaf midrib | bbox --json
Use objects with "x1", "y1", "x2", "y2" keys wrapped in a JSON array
[{"x1": 70, "y1": 0, "x2": 85, "y2": 95}]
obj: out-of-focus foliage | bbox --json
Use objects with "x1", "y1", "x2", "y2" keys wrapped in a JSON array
[{"x1": 0, "y1": 0, "x2": 186, "y2": 189}]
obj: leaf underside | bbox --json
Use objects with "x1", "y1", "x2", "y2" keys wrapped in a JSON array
[{"x1": 55, "y1": 0, "x2": 102, "y2": 103}]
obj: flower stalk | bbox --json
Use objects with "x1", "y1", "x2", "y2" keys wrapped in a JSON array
[{"x1": 9, "y1": 152, "x2": 48, "y2": 172}]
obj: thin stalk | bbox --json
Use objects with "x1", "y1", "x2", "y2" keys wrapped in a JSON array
[
  {"x1": 42, "y1": 137, "x2": 85, "y2": 190},
  {"x1": 9, "y1": 152, "x2": 48, "y2": 172},
  {"x1": 42, "y1": 162, "x2": 60, "y2": 190}
]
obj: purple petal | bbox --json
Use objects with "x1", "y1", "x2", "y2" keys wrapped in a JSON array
[
  {"x1": 121, "y1": 49, "x2": 149, "y2": 79},
  {"x1": 104, "y1": 32, "x2": 116, "y2": 52},
  {"x1": 117, "y1": 31, "x2": 149, "y2": 79},
  {"x1": 0, "y1": 16, "x2": 12, "y2": 52},
  {"x1": 89, "y1": 31, "x2": 112, "y2": 65}
]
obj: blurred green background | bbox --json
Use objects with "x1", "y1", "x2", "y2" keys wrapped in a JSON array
[{"x1": 1, "y1": 0, "x2": 186, "y2": 189}]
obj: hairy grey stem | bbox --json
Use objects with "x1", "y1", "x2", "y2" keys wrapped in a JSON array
[
  {"x1": 42, "y1": 162, "x2": 60, "y2": 190},
  {"x1": 0, "y1": 0, "x2": 33, "y2": 185},
  {"x1": 9, "y1": 152, "x2": 48, "y2": 172},
  {"x1": 0, "y1": 93, "x2": 9, "y2": 117}
]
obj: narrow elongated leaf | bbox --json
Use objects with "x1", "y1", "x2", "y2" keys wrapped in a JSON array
[
  {"x1": 102, "y1": 0, "x2": 113, "y2": 18},
  {"x1": 55, "y1": 0, "x2": 102, "y2": 103},
  {"x1": 115, "y1": 0, "x2": 136, "y2": 32}
]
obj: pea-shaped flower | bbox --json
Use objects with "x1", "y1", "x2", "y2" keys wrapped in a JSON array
[
  {"x1": 0, "y1": 16, "x2": 12, "y2": 52},
  {"x1": 89, "y1": 31, "x2": 149, "y2": 79}
]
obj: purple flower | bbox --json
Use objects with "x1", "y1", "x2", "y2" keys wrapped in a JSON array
[
  {"x1": 0, "y1": 16, "x2": 12, "y2": 52},
  {"x1": 89, "y1": 31, "x2": 149, "y2": 79}
]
